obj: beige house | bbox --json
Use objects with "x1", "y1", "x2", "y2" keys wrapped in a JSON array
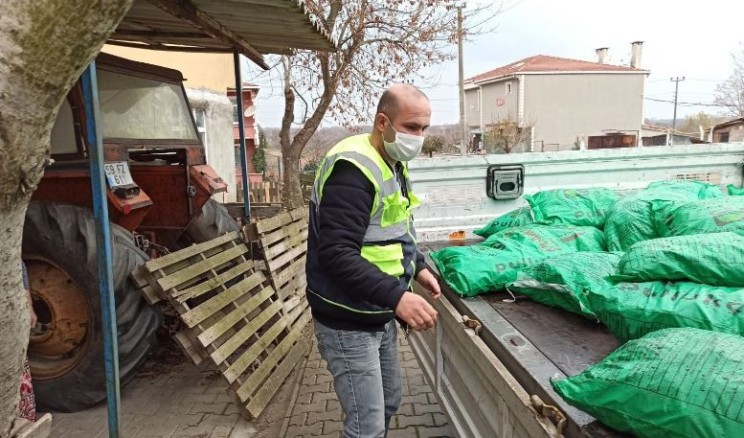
[
  {"x1": 465, "y1": 43, "x2": 649, "y2": 151},
  {"x1": 712, "y1": 117, "x2": 744, "y2": 143}
]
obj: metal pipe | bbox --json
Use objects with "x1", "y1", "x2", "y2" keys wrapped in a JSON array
[
  {"x1": 234, "y1": 51, "x2": 251, "y2": 223},
  {"x1": 81, "y1": 62, "x2": 121, "y2": 438}
]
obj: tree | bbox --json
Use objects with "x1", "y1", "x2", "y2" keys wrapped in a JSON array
[
  {"x1": 0, "y1": 1, "x2": 133, "y2": 433},
  {"x1": 274, "y1": 0, "x2": 500, "y2": 207},
  {"x1": 253, "y1": 126, "x2": 268, "y2": 175},
  {"x1": 714, "y1": 43, "x2": 744, "y2": 118},
  {"x1": 483, "y1": 119, "x2": 534, "y2": 153},
  {"x1": 675, "y1": 111, "x2": 728, "y2": 137},
  {"x1": 422, "y1": 135, "x2": 446, "y2": 156}
]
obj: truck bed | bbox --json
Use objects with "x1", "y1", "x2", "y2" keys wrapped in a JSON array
[{"x1": 417, "y1": 241, "x2": 627, "y2": 438}]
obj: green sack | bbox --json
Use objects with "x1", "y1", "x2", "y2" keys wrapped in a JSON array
[
  {"x1": 525, "y1": 188, "x2": 618, "y2": 228},
  {"x1": 507, "y1": 252, "x2": 622, "y2": 319},
  {"x1": 605, "y1": 180, "x2": 723, "y2": 251},
  {"x1": 552, "y1": 328, "x2": 744, "y2": 438},
  {"x1": 432, "y1": 225, "x2": 606, "y2": 297},
  {"x1": 645, "y1": 179, "x2": 724, "y2": 198},
  {"x1": 473, "y1": 206, "x2": 534, "y2": 238},
  {"x1": 728, "y1": 183, "x2": 744, "y2": 196},
  {"x1": 652, "y1": 196, "x2": 744, "y2": 237},
  {"x1": 587, "y1": 280, "x2": 744, "y2": 343},
  {"x1": 614, "y1": 232, "x2": 744, "y2": 287}
]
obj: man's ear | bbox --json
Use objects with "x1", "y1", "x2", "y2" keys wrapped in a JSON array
[{"x1": 374, "y1": 113, "x2": 387, "y2": 133}]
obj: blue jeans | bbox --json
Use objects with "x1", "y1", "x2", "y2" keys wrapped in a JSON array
[{"x1": 314, "y1": 319, "x2": 402, "y2": 438}]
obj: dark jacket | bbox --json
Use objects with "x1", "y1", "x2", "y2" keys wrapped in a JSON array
[{"x1": 306, "y1": 160, "x2": 426, "y2": 330}]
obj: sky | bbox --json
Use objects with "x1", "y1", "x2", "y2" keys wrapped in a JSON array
[{"x1": 245, "y1": 0, "x2": 744, "y2": 128}]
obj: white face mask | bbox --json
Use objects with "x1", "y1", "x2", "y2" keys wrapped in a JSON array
[{"x1": 382, "y1": 116, "x2": 424, "y2": 162}]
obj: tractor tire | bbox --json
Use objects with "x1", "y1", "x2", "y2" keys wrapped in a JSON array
[
  {"x1": 22, "y1": 202, "x2": 161, "y2": 412},
  {"x1": 181, "y1": 198, "x2": 240, "y2": 244}
]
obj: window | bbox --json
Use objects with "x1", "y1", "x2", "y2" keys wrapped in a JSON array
[
  {"x1": 719, "y1": 132, "x2": 730, "y2": 143},
  {"x1": 97, "y1": 69, "x2": 198, "y2": 140},
  {"x1": 193, "y1": 109, "x2": 207, "y2": 148},
  {"x1": 228, "y1": 96, "x2": 239, "y2": 124},
  {"x1": 506, "y1": 82, "x2": 512, "y2": 95}
]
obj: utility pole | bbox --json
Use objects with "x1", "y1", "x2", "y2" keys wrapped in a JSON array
[
  {"x1": 457, "y1": 5, "x2": 467, "y2": 155},
  {"x1": 670, "y1": 76, "x2": 685, "y2": 145}
]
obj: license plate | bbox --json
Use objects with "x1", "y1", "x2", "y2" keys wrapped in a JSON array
[{"x1": 103, "y1": 161, "x2": 134, "y2": 188}]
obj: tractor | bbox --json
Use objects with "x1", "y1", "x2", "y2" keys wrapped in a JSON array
[{"x1": 23, "y1": 53, "x2": 239, "y2": 412}]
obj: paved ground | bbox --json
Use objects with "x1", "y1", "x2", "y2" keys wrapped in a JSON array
[{"x1": 49, "y1": 328, "x2": 453, "y2": 438}]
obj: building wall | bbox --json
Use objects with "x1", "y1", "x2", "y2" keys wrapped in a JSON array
[
  {"x1": 465, "y1": 88, "x2": 480, "y2": 129},
  {"x1": 186, "y1": 88, "x2": 237, "y2": 203},
  {"x1": 479, "y1": 79, "x2": 519, "y2": 127},
  {"x1": 714, "y1": 123, "x2": 744, "y2": 143},
  {"x1": 102, "y1": 45, "x2": 234, "y2": 93},
  {"x1": 523, "y1": 73, "x2": 645, "y2": 150}
]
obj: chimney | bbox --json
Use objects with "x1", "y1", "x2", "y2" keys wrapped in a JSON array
[
  {"x1": 596, "y1": 47, "x2": 609, "y2": 64},
  {"x1": 631, "y1": 41, "x2": 643, "y2": 68}
]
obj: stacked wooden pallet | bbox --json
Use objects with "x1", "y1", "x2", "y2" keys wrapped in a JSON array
[
  {"x1": 133, "y1": 207, "x2": 311, "y2": 418},
  {"x1": 243, "y1": 207, "x2": 309, "y2": 330}
]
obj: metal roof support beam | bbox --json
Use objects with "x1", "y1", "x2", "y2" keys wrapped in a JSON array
[
  {"x1": 147, "y1": 0, "x2": 270, "y2": 69},
  {"x1": 234, "y1": 51, "x2": 252, "y2": 223},
  {"x1": 81, "y1": 62, "x2": 122, "y2": 438}
]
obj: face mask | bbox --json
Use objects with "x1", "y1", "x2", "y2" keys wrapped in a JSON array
[{"x1": 382, "y1": 116, "x2": 424, "y2": 162}]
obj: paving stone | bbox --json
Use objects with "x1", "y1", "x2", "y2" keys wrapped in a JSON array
[
  {"x1": 302, "y1": 374, "x2": 317, "y2": 386},
  {"x1": 208, "y1": 426, "x2": 233, "y2": 438},
  {"x1": 417, "y1": 425, "x2": 455, "y2": 438},
  {"x1": 293, "y1": 399, "x2": 328, "y2": 414},
  {"x1": 227, "y1": 421, "x2": 258, "y2": 437},
  {"x1": 289, "y1": 412, "x2": 308, "y2": 426},
  {"x1": 427, "y1": 393, "x2": 439, "y2": 404},
  {"x1": 387, "y1": 427, "x2": 418, "y2": 438},
  {"x1": 307, "y1": 409, "x2": 342, "y2": 426},
  {"x1": 406, "y1": 375, "x2": 426, "y2": 388},
  {"x1": 396, "y1": 403, "x2": 415, "y2": 416},
  {"x1": 190, "y1": 402, "x2": 229, "y2": 415},
  {"x1": 315, "y1": 374, "x2": 333, "y2": 385},
  {"x1": 400, "y1": 393, "x2": 429, "y2": 405},
  {"x1": 322, "y1": 419, "x2": 344, "y2": 435},
  {"x1": 311, "y1": 391, "x2": 338, "y2": 404},
  {"x1": 432, "y1": 413, "x2": 448, "y2": 427},
  {"x1": 409, "y1": 384, "x2": 431, "y2": 396},
  {"x1": 397, "y1": 413, "x2": 436, "y2": 428},
  {"x1": 295, "y1": 392, "x2": 313, "y2": 405},
  {"x1": 285, "y1": 422, "x2": 323, "y2": 437},
  {"x1": 299, "y1": 382, "x2": 331, "y2": 395},
  {"x1": 414, "y1": 403, "x2": 444, "y2": 416},
  {"x1": 326, "y1": 399, "x2": 341, "y2": 413}
]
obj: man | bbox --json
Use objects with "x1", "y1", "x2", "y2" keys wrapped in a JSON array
[{"x1": 306, "y1": 83, "x2": 441, "y2": 437}]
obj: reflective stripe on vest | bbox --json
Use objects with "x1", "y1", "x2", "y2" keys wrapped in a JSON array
[{"x1": 312, "y1": 134, "x2": 418, "y2": 279}]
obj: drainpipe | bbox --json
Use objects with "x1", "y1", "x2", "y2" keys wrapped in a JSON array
[{"x1": 81, "y1": 62, "x2": 121, "y2": 438}]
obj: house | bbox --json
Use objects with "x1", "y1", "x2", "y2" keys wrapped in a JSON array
[
  {"x1": 712, "y1": 117, "x2": 744, "y2": 143},
  {"x1": 465, "y1": 42, "x2": 649, "y2": 152},
  {"x1": 227, "y1": 84, "x2": 262, "y2": 185}
]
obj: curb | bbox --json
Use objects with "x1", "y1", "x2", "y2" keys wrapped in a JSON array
[{"x1": 277, "y1": 351, "x2": 310, "y2": 437}]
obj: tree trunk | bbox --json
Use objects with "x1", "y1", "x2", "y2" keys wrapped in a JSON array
[
  {"x1": 282, "y1": 152, "x2": 304, "y2": 209},
  {"x1": 0, "y1": 0, "x2": 133, "y2": 434}
]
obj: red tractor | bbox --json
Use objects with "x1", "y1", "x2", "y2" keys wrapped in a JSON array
[{"x1": 23, "y1": 53, "x2": 239, "y2": 411}]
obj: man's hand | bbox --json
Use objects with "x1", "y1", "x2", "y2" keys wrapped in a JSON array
[
  {"x1": 415, "y1": 268, "x2": 441, "y2": 300},
  {"x1": 395, "y1": 292, "x2": 437, "y2": 331}
]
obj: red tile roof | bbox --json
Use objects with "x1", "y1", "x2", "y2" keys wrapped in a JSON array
[{"x1": 467, "y1": 55, "x2": 645, "y2": 83}]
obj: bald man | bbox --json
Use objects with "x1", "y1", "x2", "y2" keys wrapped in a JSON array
[{"x1": 306, "y1": 84, "x2": 441, "y2": 437}]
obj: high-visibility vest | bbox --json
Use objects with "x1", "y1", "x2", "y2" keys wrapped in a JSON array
[{"x1": 308, "y1": 134, "x2": 420, "y2": 318}]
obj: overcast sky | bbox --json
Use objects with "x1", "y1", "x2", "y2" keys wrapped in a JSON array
[{"x1": 247, "y1": 0, "x2": 744, "y2": 128}]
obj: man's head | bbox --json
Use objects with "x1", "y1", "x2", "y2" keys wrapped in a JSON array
[{"x1": 372, "y1": 84, "x2": 431, "y2": 162}]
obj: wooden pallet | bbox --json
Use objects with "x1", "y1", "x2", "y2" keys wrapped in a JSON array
[
  {"x1": 243, "y1": 208, "x2": 309, "y2": 323},
  {"x1": 138, "y1": 230, "x2": 311, "y2": 419}
]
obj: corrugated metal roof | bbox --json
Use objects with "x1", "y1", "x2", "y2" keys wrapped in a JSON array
[
  {"x1": 467, "y1": 55, "x2": 647, "y2": 84},
  {"x1": 108, "y1": 0, "x2": 336, "y2": 69}
]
